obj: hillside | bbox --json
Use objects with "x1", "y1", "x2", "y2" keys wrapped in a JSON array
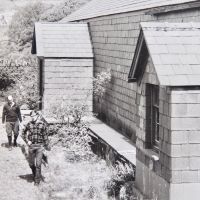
[{"x1": 0, "y1": 0, "x2": 63, "y2": 24}]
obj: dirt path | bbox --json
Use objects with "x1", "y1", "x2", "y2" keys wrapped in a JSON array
[{"x1": 0, "y1": 103, "x2": 39, "y2": 200}]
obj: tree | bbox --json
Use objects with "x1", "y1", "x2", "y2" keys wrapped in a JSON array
[
  {"x1": 40, "y1": 0, "x2": 90, "y2": 22},
  {"x1": 8, "y1": 2, "x2": 49, "y2": 51},
  {"x1": 8, "y1": 0, "x2": 91, "y2": 50}
]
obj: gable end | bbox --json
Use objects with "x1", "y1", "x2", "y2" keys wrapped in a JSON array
[{"x1": 128, "y1": 31, "x2": 149, "y2": 83}]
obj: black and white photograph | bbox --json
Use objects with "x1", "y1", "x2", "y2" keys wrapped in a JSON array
[{"x1": 0, "y1": 0, "x2": 200, "y2": 199}]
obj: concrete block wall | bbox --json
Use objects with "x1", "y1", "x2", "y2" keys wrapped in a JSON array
[
  {"x1": 136, "y1": 86, "x2": 200, "y2": 200},
  {"x1": 43, "y1": 58, "x2": 93, "y2": 111},
  {"x1": 86, "y1": 11, "x2": 155, "y2": 141},
  {"x1": 135, "y1": 56, "x2": 172, "y2": 199},
  {"x1": 168, "y1": 89, "x2": 200, "y2": 200},
  {"x1": 83, "y1": 6, "x2": 200, "y2": 143}
]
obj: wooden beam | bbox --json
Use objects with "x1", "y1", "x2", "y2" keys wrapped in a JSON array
[{"x1": 146, "y1": 1, "x2": 200, "y2": 15}]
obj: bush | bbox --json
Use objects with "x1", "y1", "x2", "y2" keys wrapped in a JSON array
[
  {"x1": 107, "y1": 162, "x2": 135, "y2": 199},
  {"x1": 93, "y1": 70, "x2": 111, "y2": 98},
  {"x1": 37, "y1": 99, "x2": 113, "y2": 199},
  {"x1": 1, "y1": 52, "x2": 40, "y2": 109},
  {"x1": 50, "y1": 124, "x2": 93, "y2": 161}
]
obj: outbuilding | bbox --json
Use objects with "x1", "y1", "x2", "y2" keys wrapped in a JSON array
[{"x1": 32, "y1": 22, "x2": 93, "y2": 112}]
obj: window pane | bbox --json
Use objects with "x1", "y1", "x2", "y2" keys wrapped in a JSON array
[{"x1": 152, "y1": 85, "x2": 159, "y2": 149}]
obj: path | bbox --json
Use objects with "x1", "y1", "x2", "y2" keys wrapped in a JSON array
[{"x1": 0, "y1": 103, "x2": 39, "y2": 200}]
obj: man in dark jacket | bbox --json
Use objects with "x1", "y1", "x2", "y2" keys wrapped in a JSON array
[{"x1": 2, "y1": 95, "x2": 22, "y2": 149}]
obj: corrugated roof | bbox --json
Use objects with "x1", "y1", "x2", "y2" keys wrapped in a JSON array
[
  {"x1": 62, "y1": 0, "x2": 198, "y2": 22},
  {"x1": 33, "y1": 22, "x2": 93, "y2": 58},
  {"x1": 130, "y1": 22, "x2": 200, "y2": 86}
]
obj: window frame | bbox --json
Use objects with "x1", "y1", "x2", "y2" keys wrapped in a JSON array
[{"x1": 146, "y1": 84, "x2": 160, "y2": 152}]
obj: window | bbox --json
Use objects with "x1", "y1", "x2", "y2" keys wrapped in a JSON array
[{"x1": 146, "y1": 84, "x2": 159, "y2": 152}]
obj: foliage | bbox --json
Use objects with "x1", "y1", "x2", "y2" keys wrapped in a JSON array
[
  {"x1": 37, "y1": 146, "x2": 113, "y2": 200},
  {"x1": 8, "y1": 0, "x2": 90, "y2": 51},
  {"x1": 37, "y1": 97, "x2": 113, "y2": 199},
  {"x1": 0, "y1": 58, "x2": 17, "y2": 91},
  {"x1": 0, "y1": 52, "x2": 34, "y2": 88},
  {"x1": 93, "y1": 70, "x2": 111, "y2": 98},
  {"x1": 0, "y1": 2, "x2": 46, "y2": 107},
  {"x1": 45, "y1": 98, "x2": 93, "y2": 157},
  {"x1": 107, "y1": 162, "x2": 135, "y2": 199},
  {"x1": 0, "y1": 52, "x2": 40, "y2": 109},
  {"x1": 8, "y1": 2, "x2": 48, "y2": 51},
  {"x1": 41, "y1": 0, "x2": 90, "y2": 22},
  {"x1": 8, "y1": 73, "x2": 40, "y2": 109},
  {"x1": 50, "y1": 125, "x2": 93, "y2": 160},
  {"x1": 46, "y1": 99, "x2": 91, "y2": 125}
]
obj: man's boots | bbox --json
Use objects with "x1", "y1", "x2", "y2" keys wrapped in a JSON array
[
  {"x1": 30, "y1": 166, "x2": 36, "y2": 178},
  {"x1": 13, "y1": 135, "x2": 18, "y2": 147},
  {"x1": 8, "y1": 136, "x2": 12, "y2": 150}
]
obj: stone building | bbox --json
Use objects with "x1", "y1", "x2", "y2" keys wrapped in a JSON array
[
  {"x1": 32, "y1": 22, "x2": 93, "y2": 111},
  {"x1": 59, "y1": 0, "x2": 200, "y2": 199},
  {"x1": 63, "y1": 0, "x2": 200, "y2": 142},
  {"x1": 129, "y1": 22, "x2": 200, "y2": 200}
]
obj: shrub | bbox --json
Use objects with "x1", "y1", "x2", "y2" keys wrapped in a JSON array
[
  {"x1": 107, "y1": 162, "x2": 135, "y2": 199},
  {"x1": 1, "y1": 52, "x2": 40, "y2": 109},
  {"x1": 38, "y1": 98, "x2": 113, "y2": 199},
  {"x1": 93, "y1": 70, "x2": 111, "y2": 98}
]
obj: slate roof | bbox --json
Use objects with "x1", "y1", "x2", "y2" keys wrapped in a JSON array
[
  {"x1": 129, "y1": 22, "x2": 200, "y2": 86},
  {"x1": 32, "y1": 22, "x2": 93, "y2": 58},
  {"x1": 62, "y1": 0, "x2": 198, "y2": 22}
]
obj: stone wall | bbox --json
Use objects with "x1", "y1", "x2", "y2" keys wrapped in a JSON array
[
  {"x1": 43, "y1": 58, "x2": 93, "y2": 111},
  {"x1": 86, "y1": 10, "x2": 155, "y2": 142},
  {"x1": 134, "y1": 60, "x2": 200, "y2": 200}
]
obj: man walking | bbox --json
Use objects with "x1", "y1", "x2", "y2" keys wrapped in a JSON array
[
  {"x1": 2, "y1": 95, "x2": 22, "y2": 149},
  {"x1": 21, "y1": 110, "x2": 50, "y2": 186}
]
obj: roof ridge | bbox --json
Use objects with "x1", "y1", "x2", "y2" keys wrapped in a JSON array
[
  {"x1": 35, "y1": 22, "x2": 87, "y2": 25},
  {"x1": 141, "y1": 22, "x2": 200, "y2": 30},
  {"x1": 63, "y1": 0, "x2": 198, "y2": 22}
]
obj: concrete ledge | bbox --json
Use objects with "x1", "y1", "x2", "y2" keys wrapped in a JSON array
[{"x1": 89, "y1": 117, "x2": 136, "y2": 166}]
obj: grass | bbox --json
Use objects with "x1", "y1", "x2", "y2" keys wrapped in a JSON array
[{"x1": 37, "y1": 146, "x2": 114, "y2": 200}]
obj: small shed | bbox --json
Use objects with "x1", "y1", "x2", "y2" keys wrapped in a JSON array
[
  {"x1": 128, "y1": 22, "x2": 200, "y2": 200},
  {"x1": 32, "y1": 22, "x2": 93, "y2": 112}
]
